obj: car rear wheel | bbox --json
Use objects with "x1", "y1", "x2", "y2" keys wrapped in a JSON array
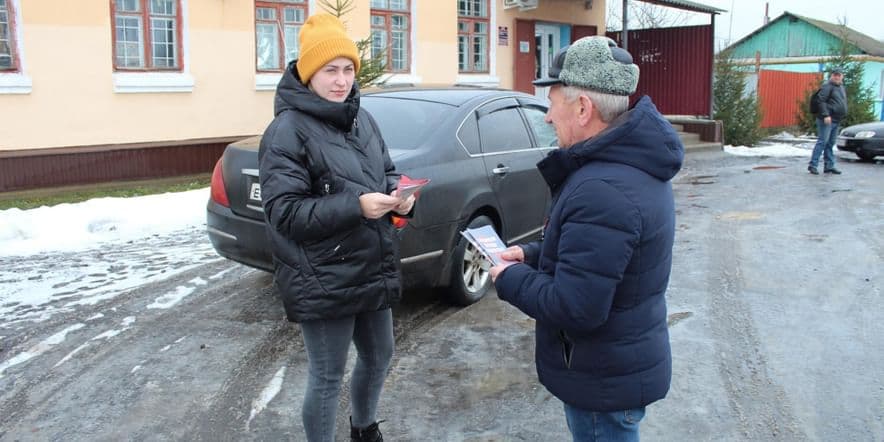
[
  {"x1": 448, "y1": 215, "x2": 495, "y2": 306},
  {"x1": 856, "y1": 150, "x2": 877, "y2": 162}
]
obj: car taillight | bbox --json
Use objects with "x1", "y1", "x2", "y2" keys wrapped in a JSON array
[
  {"x1": 391, "y1": 215, "x2": 408, "y2": 229},
  {"x1": 210, "y1": 159, "x2": 230, "y2": 207}
]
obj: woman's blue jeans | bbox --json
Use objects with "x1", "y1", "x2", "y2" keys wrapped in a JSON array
[
  {"x1": 564, "y1": 402, "x2": 646, "y2": 442},
  {"x1": 299, "y1": 308, "x2": 394, "y2": 442}
]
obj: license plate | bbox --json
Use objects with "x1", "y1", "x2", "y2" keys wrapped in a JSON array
[
  {"x1": 249, "y1": 182, "x2": 262, "y2": 201},
  {"x1": 837, "y1": 138, "x2": 847, "y2": 147}
]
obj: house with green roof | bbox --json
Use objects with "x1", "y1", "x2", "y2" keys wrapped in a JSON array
[{"x1": 725, "y1": 11, "x2": 884, "y2": 123}]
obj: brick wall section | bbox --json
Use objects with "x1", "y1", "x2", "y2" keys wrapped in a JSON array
[{"x1": 0, "y1": 137, "x2": 251, "y2": 192}]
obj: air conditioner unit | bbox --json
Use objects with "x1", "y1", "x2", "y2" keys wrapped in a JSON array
[{"x1": 503, "y1": 0, "x2": 539, "y2": 11}]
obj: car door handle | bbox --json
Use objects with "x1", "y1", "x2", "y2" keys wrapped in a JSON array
[{"x1": 492, "y1": 165, "x2": 510, "y2": 175}]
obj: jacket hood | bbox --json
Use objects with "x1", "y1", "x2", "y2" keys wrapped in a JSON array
[
  {"x1": 538, "y1": 95, "x2": 684, "y2": 190},
  {"x1": 273, "y1": 60, "x2": 360, "y2": 132}
]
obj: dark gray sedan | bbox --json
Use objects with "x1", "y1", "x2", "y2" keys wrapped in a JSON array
[
  {"x1": 837, "y1": 120, "x2": 884, "y2": 161},
  {"x1": 206, "y1": 86, "x2": 556, "y2": 305}
]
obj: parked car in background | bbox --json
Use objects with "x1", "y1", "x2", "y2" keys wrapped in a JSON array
[
  {"x1": 207, "y1": 86, "x2": 557, "y2": 305},
  {"x1": 837, "y1": 121, "x2": 884, "y2": 161}
]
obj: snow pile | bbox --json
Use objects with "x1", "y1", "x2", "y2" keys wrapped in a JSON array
[{"x1": 0, "y1": 188, "x2": 210, "y2": 257}]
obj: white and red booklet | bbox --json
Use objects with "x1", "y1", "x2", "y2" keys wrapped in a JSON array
[
  {"x1": 460, "y1": 225, "x2": 518, "y2": 267},
  {"x1": 395, "y1": 175, "x2": 430, "y2": 200}
]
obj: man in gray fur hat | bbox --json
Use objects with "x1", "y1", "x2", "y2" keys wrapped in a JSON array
[{"x1": 490, "y1": 36, "x2": 684, "y2": 441}]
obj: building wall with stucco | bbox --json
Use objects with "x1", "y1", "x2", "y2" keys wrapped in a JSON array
[{"x1": 0, "y1": 0, "x2": 602, "y2": 152}]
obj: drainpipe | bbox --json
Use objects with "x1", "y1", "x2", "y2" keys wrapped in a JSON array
[
  {"x1": 710, "y1": 13, "x2": 715, "y2": 118},
  {"x1": 621, "y1": 0, "x2": 628, "y2": 50}
]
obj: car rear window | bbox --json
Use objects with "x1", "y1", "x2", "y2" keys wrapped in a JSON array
[{"x1": 361, "y1": 97, "x2": 454, "y2": 150}]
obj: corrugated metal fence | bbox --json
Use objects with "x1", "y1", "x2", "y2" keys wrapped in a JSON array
[
  {"x1": 608, "y1": 25, "x2": 713, "y2": 117},
  {"x1": 757, "y1": 69, "x2": 821, "y2": 128}
]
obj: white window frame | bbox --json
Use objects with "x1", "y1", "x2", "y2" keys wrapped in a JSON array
[
  {"x1": 457, "y1": 1, "x2": 490, "y2": 73},
  {"x1": 112, "y1": 0, "x2": 193, "y2": 93},
  {"x1": 370, "y1": 0, "x2": 412, "y2": 74},
  {"x1": 254, "y1": 0, "x2": 316, "y2": 90},
  {"x1": 255, "y1": 0, "x2": 307, "y2": 73},
  {"x1": 0, "y1": 0, "x2": 31, "y2": 94},
  {"x1": 372, "y1": 0, "x2": 422, "y2": 85},
  {"x1": 456, "y1": 0, "x2": 498, "y2": 86}
]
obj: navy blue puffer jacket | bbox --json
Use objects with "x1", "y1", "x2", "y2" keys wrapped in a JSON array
[{"x1": 495, "y1": 95, "x2": 683, "y2": 412}]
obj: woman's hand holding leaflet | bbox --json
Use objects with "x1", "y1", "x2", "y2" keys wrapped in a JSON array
[
  {"x1": 391, "y1": 192, "x2": 415, "y2": 215},
  {"x1": 359, "y1": 193, "x2": 401, "y2": 219}
]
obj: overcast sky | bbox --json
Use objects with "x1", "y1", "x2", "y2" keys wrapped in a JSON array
[{"x1": 608, "y1": 0, "x2": 884, "y2": 51}]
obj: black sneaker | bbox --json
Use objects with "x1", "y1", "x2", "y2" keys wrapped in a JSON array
[
  {"x1": 824, "y1": 168, "x2": 842, "y2": 174},
  {"x1": 807, "y1": 166, "x2": 819, "y2": 175}
]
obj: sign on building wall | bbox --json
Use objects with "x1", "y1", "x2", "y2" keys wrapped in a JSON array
[{"x1": 498, "y1": 26, "x2": 509, "y2": 46}]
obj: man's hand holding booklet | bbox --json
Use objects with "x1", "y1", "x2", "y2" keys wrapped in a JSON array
[{"x1": 460, "y1": 225, "x2": 518, "y2": 268}]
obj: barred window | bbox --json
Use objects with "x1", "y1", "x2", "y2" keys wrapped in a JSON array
[
  {"x1": 457, "y1": 0, "x2": 489, "y2": 73},
  {"x1": 112, "y1": 0, "x2": 182, "y2": 70},
  {"x1": 255, "y1": 0, "x2": 307, "y2": 72},
  {"x1": 370, "y1": 0, "x2": 410, "y2": 72}
]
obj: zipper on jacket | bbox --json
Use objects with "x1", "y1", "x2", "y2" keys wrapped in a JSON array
[{"x1": 376, "y1": 223, "x2": 392, "y2": 306}]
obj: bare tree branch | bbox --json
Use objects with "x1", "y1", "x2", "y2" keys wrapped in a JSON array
[{"x1": 607, "y1": 1, "x2": 690, "y2": 32}]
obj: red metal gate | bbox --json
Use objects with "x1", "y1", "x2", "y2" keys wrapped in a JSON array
[
  {"x1": 758, "y1": 69, "x2": 821, "y2": 128},
  {"x1": 607, "y1": 25, "x2": 713, "y2": 117}
]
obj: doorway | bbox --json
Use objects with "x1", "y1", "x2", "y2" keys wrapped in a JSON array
[{"x1": 534, "y1": 24, "x2": 561, "y2": 100}]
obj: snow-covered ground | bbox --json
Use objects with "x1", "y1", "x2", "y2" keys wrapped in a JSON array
[
  {"x1": 0, "y1": 143, "x2": 851, "y2": 325},
  {"x1": 0, "y1": 188, "x2": 209, "y2": 257},
  {"x1": 0, "y1": 144, "x2": 821, "y2": 258},
  {"x1": 0, "y1": 188, "x2": 220, "y2": 326}
]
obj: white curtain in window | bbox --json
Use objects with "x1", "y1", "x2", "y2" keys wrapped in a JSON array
[
  {"x1": 371, "y1": 30, "x2": 387, "y2": 68},
  {"x1": 256, "y1": 23, "x2": 279, "y2": 70},
  {"x1": 284, "y1": 24, "x2": 299, "y2": 65}
]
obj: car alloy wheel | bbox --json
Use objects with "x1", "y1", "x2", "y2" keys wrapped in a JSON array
[
  {"x1": 448, "y1": 215, "x2": 495, "y2": 305},
  {"x1": 462, "y1": 240, "x2": 491, "y2": 293}
]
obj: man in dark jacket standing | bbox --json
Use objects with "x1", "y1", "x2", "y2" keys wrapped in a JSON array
[
  {"x1": 809, "y1": 68, "x2": 847, "y2": 175},
  {"x1": 490, "y1": 36, "x2": 683, "y2": 441}
]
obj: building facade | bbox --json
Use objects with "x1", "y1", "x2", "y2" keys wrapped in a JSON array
[{"x1": 0, "y1": 0, "x2": 602, "y2": 153}]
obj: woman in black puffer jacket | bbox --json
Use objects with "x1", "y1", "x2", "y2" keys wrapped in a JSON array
[{"x1": 257, "y1": 13, "x2": 413, "y2": 442}]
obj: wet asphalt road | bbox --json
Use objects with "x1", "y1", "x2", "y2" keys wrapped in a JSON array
[{"x1": 0, "y1": 150, "x2": 882, "y2": 441}]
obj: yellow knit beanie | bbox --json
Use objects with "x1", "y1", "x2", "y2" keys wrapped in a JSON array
[{"x1": 296, "y1": 13, "x2": 361, "y2": 84}]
